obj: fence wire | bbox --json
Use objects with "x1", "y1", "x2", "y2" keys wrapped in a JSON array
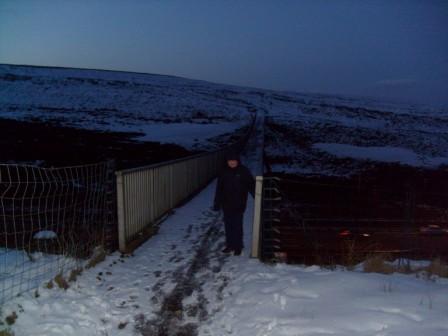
[
  {"x1": 261, "y1": 176, "x2": 448, "y2": 264},
  {"x1": 0, "y1": 162, "x2": 113, "y2": 304}
]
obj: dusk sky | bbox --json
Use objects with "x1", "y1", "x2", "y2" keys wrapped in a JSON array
[{"x1": 1, "y1": 0, "x2": 447, "y2": 106}]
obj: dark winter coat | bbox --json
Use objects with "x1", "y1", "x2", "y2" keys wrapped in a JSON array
[{"x1": 214, "y1": 164, "x2": 255, "y2": 213}]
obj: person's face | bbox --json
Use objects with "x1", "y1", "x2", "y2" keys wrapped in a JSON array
[{"x1": 227, "y1": 159, "x2": 238, "y2": 168}]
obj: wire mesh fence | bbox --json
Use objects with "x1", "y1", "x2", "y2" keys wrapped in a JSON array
[
  {"x1": 260, "y1": 175, "x2": 448, "y2": 264},
  {"x1": 0, "y1": 161, "x2": 115, "y2": 304}
]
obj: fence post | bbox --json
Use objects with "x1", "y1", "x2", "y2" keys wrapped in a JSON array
[
  {"x1": 116, "y1": 171, "x2": 127, "y2": 252},
  {"x1": 251, "y1": 176, "x2": 264, "y2": 258},
  {"x1": 104, "y1": 160, "x2": 118, "y2": 252}
]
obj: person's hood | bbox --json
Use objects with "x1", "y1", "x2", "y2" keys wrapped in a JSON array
[{"x1": 225, "y1": 150, "x2": 240, "y2": 162}]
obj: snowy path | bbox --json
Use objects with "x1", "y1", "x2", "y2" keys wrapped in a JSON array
[{"x1": 134, "y1": 190, "x2": 235, "y2": 335}]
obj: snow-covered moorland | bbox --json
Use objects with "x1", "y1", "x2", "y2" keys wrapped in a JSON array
[
  {"x1": 261, "y1": 92, "x2": 448, "y2": 176},
  {"x1": 0, "y1": 64, "x2": 253, "y2": 151},
  {"x1": 2, "y1": 63, "x2": 447, "y2": 174}
]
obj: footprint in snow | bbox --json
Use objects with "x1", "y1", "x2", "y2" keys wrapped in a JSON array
[
  {"x1": 371, "y1": 307, "x2": 423, "y2": 322},
  {"x1": 282, "y1": 287, "x2": 319, "y2": 299}
]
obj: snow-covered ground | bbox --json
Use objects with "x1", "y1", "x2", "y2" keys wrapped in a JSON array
[
  {"x1": 0, "y1": 229, "x2": 77, "y2": 305},
  {"x1": 262, "y1": 93, "x2": 448, "y2": 175},
  {"x1": 132, "y1": 122, "x2": 245, "y2": 149},
  {"x1": 2, "y1": 64, "x2": 447, "y2": 171},
  {"x1": 206, "y1": 259, "x2": 448, "y2": 336},
  {"x1": 0, "y1": 248, "x2": 77, "y2": 305},
  {"x1": 0, "y1": 64, "x2": 252, "y2": 150},
  {"x1": 313, "y1": 143, "x2": 448, "y2": 168},
  {"x1": 2, "y1": 120, "x2": 447, "y2": 336}
]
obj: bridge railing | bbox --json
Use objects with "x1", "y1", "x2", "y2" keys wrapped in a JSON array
[{"x1": 116, "y1": 120, "x2": 254, "y2": 253}]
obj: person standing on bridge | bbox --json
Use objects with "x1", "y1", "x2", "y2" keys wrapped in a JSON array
[{"x1": 213, "y1": 151, "x2": 255, "y2": 256}]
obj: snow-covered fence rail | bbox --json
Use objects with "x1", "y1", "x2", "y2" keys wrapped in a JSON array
[
  {"x1": 0, "y1": 162, "x2": 115, "y2": 304},
  {"x1": 116, "y1": 119, "x2": 255, "y2": 253}
]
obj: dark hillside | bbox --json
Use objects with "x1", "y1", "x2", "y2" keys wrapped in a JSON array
[{"x1": 0, "y1": 118, "x2": 196, "y2": 169}]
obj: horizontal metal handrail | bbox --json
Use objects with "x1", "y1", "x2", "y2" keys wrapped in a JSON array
[{"x1": 116, "y1": 148, "x2": 227, "y2": 175}]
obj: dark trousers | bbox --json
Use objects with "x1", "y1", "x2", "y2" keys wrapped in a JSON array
[{"x1": 223, "y1": 210, "x2": 244, "y2": 250}]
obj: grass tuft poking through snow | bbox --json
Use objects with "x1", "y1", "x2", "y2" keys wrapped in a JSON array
[
  {"x1": 363, "y1": 254, "x2": 395, "y2": 274},
  {"x1": 85, "y1": 246, "x2": 107, "y2": 269},
  {"x1": 426, "y1": 258, "x2": 448, "y2": 278},
  {"x1": 68, "y1": 268, "x2": 83, "y2": 282},
  {"x1": 54, "y1": 272, "x2": 69, "y2": 290},
  {"x1": 362, "y1": 255, "x2": 448, "y2": 279}
]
